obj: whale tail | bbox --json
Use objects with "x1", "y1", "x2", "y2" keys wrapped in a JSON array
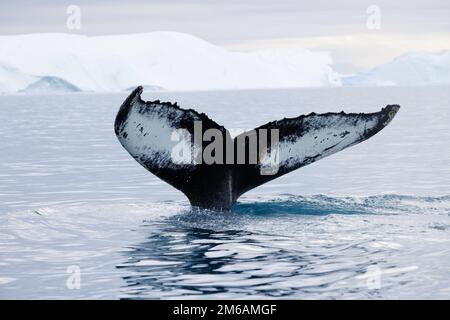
[{"x1": 115, "y1": 86, "x2": 400, "y2": 210}]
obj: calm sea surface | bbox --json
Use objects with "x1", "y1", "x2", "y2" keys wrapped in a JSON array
[{"x1": 0, "y1": 86, "x2": 449, "y2": 299}]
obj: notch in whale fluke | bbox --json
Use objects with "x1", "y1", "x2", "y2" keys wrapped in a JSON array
[{"x1": 114, "y1": 86, "x2": 400, "y2": 210}]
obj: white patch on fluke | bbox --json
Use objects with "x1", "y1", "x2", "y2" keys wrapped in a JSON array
[
  {"x1": 117, "y1": 100, "x2": 195, "y2": 169},
  {"x1": 279, "y1": 114, "x2": 378, "y2": 168}
]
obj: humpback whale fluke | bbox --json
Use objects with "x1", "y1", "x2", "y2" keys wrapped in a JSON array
[{"x1": 115, "y1": 86, "x2": 400, "y2": 210}]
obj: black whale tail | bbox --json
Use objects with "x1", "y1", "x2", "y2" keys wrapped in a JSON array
[{"x1": 115, "y1": 86, "x2": 400, "y2": 210}]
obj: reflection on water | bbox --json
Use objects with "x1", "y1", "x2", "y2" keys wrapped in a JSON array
[
  {"x1": 116, "y1": 195, "x2": 450, "y2": 299},
  {"x1": 0, "y1": 195, "x2": 449, "y2": 299}
]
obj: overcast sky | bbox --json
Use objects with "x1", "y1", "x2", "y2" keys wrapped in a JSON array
[{"x1": 1, "y1": 0, "x2": 449, "y2": 72}]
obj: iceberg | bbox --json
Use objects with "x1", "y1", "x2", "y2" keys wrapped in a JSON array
[
  {"x1": 0, "y1": 63, "x2": 36, "y2": 93},
  {"x1": 0, "y1": 32, "x2": 339, "y2": 93},
  {"x1": 343, "y1": 51, "x2": 450, "y2": 87},
  {"x1": 20, "y1": 76, "x2": 81, "y2": 93}
]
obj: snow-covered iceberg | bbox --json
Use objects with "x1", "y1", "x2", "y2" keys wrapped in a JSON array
[
  {"x1": 343, "y1": 51, "x2": 450, "y2": 87},
  {"x1": 20, "y1": 76, "x2": 81, "y2": 93},
  {"x1": 0, "y1": 32, "x2": 340, "y2": 93},
  {"x1": 0, "y1": 63, "x2": 36, "y2": 93}
]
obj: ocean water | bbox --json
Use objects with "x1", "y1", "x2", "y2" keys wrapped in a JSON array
[{"x1": 0, "y1": 86, "x2": 449, "y2": 299}]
